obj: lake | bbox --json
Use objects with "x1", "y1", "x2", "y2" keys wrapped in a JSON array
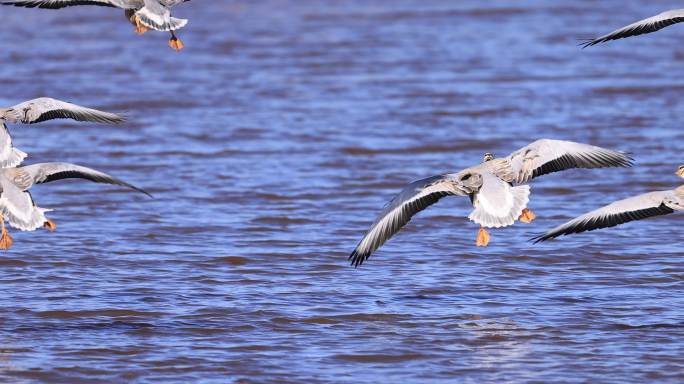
[{"x1": 1, "y1": 1, "x2": 684, "y2": 382}]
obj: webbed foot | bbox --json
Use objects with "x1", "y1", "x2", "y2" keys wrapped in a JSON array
[
  {"x1": 169, "y1": 36, "x2": 185, "y2": 51},
  {"x1": 518, "y1": 208, "x2": 536, "y2": 223},
  {"x1": 476, "y1": 227, "x2": 490, "y2": 247},
  {"x1": 0, "y1": 227, "x2": 13, "y2": 250},
  {"x1": 44, "y1": 220, "x2": 57, "y2": 232}
]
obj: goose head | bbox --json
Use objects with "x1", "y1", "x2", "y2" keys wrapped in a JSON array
[{"x1": 676, "y1": 164, "x2": 684, "y2": 179}]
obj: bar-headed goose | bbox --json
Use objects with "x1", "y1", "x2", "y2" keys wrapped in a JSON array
[
  {"x1": 582, "y1": 9, "x2": 684, "y2": 47},
  {"x1": 0, "y1": 162, "x2": 150, "y2": 250},
  {"x1": 0, "y1": 0, "x2": 191, "y2": 51},
  {"x1": 0, "y1": 97, "x2": 124, "y2": 168},
  {"x1": 349, "y1": 139, "x2": 632, "y2": 267},
  {"x1": 533, "y1": 165, "x2": 684, "y2": 243}
]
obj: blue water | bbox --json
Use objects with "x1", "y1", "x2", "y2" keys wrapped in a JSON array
[{"x1": 1, "y1": 1, "x2": 684, "y2": 382}]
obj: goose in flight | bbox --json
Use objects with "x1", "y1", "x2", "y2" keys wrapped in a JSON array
[
  {"x1": 349, "y1": 139, "x2": 632, "y2": 267},
  {"x1": 533, "y1": 165, "x2": 684, "y2": 243},
  {"x1": 582, "y1": 9, "x2": 684, "y2": 47},
  {"x1": 0, "y1": 162, "x2": 150, "y2": 250},
  {"x1": 0, "y1": 97, "x2": 124, "y2": 168},
  {"x1": 0, "y1": 0, "x2": 191, "y2": 51}
]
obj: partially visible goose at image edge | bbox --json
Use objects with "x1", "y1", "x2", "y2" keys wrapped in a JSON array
[
  {"x1": 0, "y1": 162, "x2": 151, "y2": 250},
  {"x1": 532, "y1": 165, "x2": 684, "y2": 243},
  {"x1": 0, "y1": 97, "x2": 125, "y2": 168},
  {"x1": 0, "y1": 0, "x2": 191, "y2": 51},
  {"x1": 349, "y1": 139, "x2": 633, "y2": 267},
  {"x1": 581, "y1": 8, "x2": 684, "y2": 47}
]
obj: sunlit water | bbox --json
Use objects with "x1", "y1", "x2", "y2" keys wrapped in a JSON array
[{"x1": 2, "y1": 1, "x2": 684, "y2": 382}]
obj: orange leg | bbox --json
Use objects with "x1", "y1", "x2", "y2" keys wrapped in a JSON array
[
  {"x1": 168, "y1": 31, "x2": 185, "y2": 51},
  {"x1": 44, "y1": 220, "x2": 57, "y2": 232},
  {"x1": 0, "y1": 215, "x2": 13, "y2": 250},
  {"x1": 518, "y1": 208, "x2": 536, "y2": 223},
  {"x1": 475, "y1": 226, "x2": 490, "y2": 247}
]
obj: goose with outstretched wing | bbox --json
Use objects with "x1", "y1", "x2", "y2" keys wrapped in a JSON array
[
  {"x1": 349, "y1": 139, "x2": 632, "y2": 267},
  {"x1": 0, "y1": 0, "x2": 190, "y2": 51},
  {"x1": 0, "y1": 162, "x2": 150, "y2": 250},
  {"x1": 582, "y1": 9, "x2": 684, "y2": 47},
  {"x1": 0, "y1": 97, "x2": 124, "y2": 168},
  {"x1": 533, "y1": 165, "x2": 684, "y2": 243}
]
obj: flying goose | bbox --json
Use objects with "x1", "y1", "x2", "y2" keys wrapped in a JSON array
[
  {"x1": 0, "y1": 97, "x2": 124, "y2": 168},
  {"x1": 582, "y1": 9, "x2": 684, "y2": 47},
  {"x1": 0, "y1": 0, "x2": 191, "y2": 51},
  {"x1": 533, "y1": 165, "x2": 684, "y2": 243},
  {"x1": 0, "y1": 162, "x2": 150, "y2": 250},
  {"x1": 349, "y1": 139, "x2": 632, "y2": 267}
]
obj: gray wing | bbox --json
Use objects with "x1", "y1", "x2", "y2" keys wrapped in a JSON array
[
  {"x1": 504, "y1": 139, "x2": 632, "y2": 184},
  {"x1": 135, "y1": 0, "x2": 187, "y2": 31},
  {"x1": 349, "y1": 174, "x2": 475, "y2": 267},
  {"x1": 4, "y1": 97, "x2": 124, "y2": 125},
  {"x1": 0, "y1": 0, "x2": 126, "y2": 8},
  {"x1": 532, "y1": 190, "x2": 681, "y2": 242},
  {"x1": 20, "y1": 162, "x2": 151, "y2": 197},
  {"x1": 0, "y1": 122, "x2": 27, "y2": 168},
  {"x1": 582, "y1": 9, "x2": 684, "y2": 47}
]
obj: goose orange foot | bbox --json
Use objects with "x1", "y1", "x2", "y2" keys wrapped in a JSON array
[
  {"x1": 0, "y1": 227, "x2": 13, "y2": 250},
  {"x1": 44, "y1": 220, "x2": 57, "y2": 232},
  {"x1": 518, "y1": 208, "x2": 536, "y2": 223},
  {"x1": 168, "y1": 36, "x2": 185, "y2": 51},
  {"x1": 475, "y1": 227, "x2": 490, "y2": 247}
]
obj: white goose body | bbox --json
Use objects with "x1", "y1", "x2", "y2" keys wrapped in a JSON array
[
  {"x1": 0, "y1": 0, "x2": 191, "y2": 50},
  {"x1": 0, "y1": 162, "x2": 150, "y2": 249},
  {"x1": 349, "y1": 139, "x2": 633, "y2": 267}
]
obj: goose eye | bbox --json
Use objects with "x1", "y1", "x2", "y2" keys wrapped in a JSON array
[{"x1": 460, "y1": 174, "x2": 472, "y2": 181}]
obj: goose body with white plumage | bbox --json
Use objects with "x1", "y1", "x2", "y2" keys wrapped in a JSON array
[
  {"x1": 0, "y1": 0, "x2": 191, "y2": 50},
  {"x1": 349, "y1": 139, "x2": 633, "y2": 267},
  {"x1": 0, "y1": 162, "x2": 150, "y2": 250}
]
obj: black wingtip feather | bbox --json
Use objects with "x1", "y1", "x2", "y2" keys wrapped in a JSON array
[
  {"x1": 348, "y1": 250, "x2": 368, "y2": 268},
  {"x1": 578, "y1": 38, "x2": 598, "y2": 49},
  {"x1": 530, "y1": 232, "x2": 551, "y2": 244}
]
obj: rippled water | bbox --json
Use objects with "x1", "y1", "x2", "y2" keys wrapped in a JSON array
[{"x1": 2, "y1": 0, "x2": 684, "y2": 382}]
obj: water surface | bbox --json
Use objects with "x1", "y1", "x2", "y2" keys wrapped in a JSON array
[{"x1": 2, "y1": 1, "x2": 684, "y2": 382}]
